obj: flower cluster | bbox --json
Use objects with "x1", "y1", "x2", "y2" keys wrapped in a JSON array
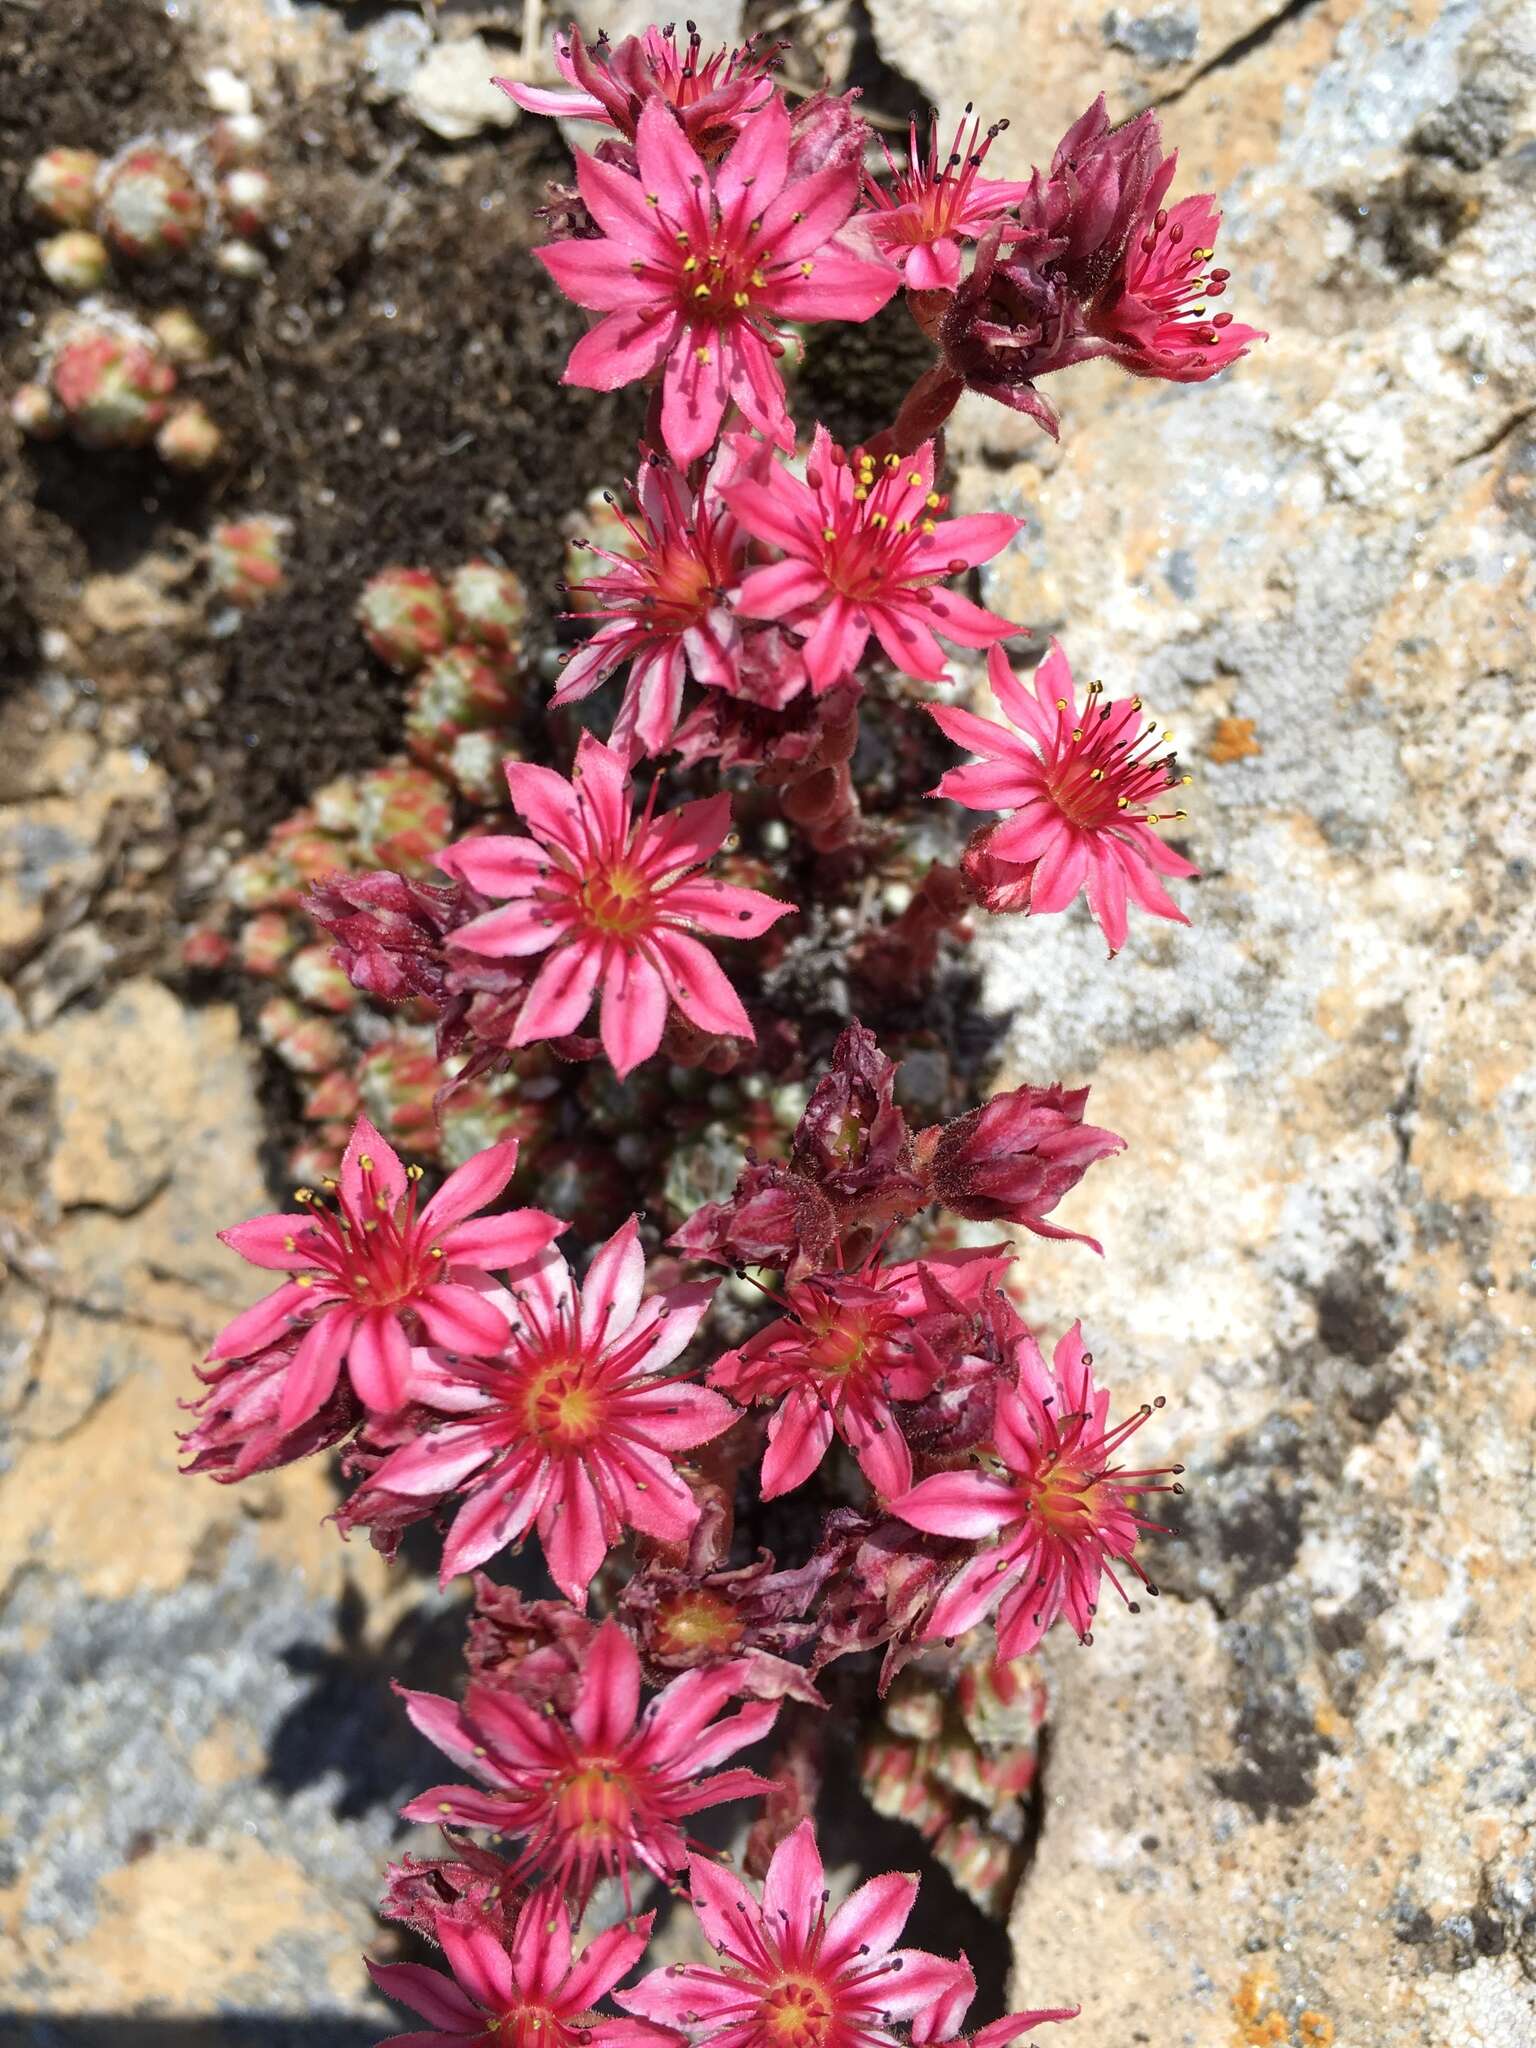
[{"x1": 170, "y1": 20, "x2": 1260, "y2": 2042}]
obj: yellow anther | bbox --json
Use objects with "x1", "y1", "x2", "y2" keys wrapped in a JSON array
[
  {"x1": 1090, "y1": 768, "x2": 1104, "y2": 781},
  {"x1": 283, "y1": 1234, "x2": 297, "y2": 1252},
  {"x1": 925, "y1": 491, "x2": 941, "y2": 509},
  {"x1": 295, "y1": 1274, "x2": 314, "y2": 1288},
  {"x1": 822, "y1": 527, "x2": 838, "y2": 542},
  {"x1": 884, "y1": 452, "x2": 900, "y2": 468},
  {"x1": 694, "y1": 283, "x2": 711, "y2": 298},
  {"x1": 1072, "y1": 728, "x2": 1083, "y2": 742},
  {"x1": 645, "y1": 193, "x2": 659, "y2": 206},
  {"x1": 1163, "y1": 729, "x2": 1175, "y2": 741},
  {"x1": 294, "y1": 1187, "x2": 314, "y2": 1204},
  {"x1": 894, "y1": 519, "x2": 910, "y2": 533},
  {"x1": 870, "y1": 511, "x2": 888, "y2": 528},
  {"x1": 359, "y1": 1154, "x2": 374, "y2": 1171},
  {"x1": 853, "y1": 487, "x2": 868, "y2": 501},
  {"x1": 406, "y1": 1164, "x2": 424, "y2": 1181},
  {"x1": 733, "y1": 291, "x2": 749, "y2": 308},
  {"x1": 751, "y1": 270, "x2": 766, "y2": 287},
  {"x1": 1056, "y1": 698, "x2": 1068, "y2": 710},
  {"x1": 682, "y1": 256, "x2": 698, "y2": 272},
  {"x1": 695, "y1": 345, "x2": 712, "y2": 362},
  {"x1": 921, "y1": 517, "x2": 936, "y2": 533},
  {"x1": 1117, "y1": 797, "x2": 1129, "y2": 809},
  {"x1": 799, "y1": 260, "x2": 814, "y2": 276}
]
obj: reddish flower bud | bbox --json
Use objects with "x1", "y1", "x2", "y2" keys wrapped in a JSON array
[{"x1": 917, "y1": 1082, "x2": 1125, "y2": 1250}]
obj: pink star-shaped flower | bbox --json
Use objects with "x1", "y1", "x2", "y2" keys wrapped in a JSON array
[
  {"x1": 725, "y1": 427, "x2": 1022, "y2": 690},
  {"x1": 536, "y1": 96, "x2": 897, "y2": 465},
  {"x1": 207, "y1": 1117, "x2": 562, "y2": 1427},
  {"x1": 930, "y1": 639, "x2": 1198, "y2": 952},
  {"x1": 439, "y1": 732, "x2": 791, "y2": 1078}
]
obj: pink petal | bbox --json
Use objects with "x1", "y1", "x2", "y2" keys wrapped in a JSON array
[
  {"x1": 437, "y1": 1917, "x2": 516, "y2": 2013},
  {"x1": 206, "y1": 1281, "x2": 311, "y2": 1361},
  {"x1": 968, "y1": 2010, "x2": 1081, "y2": 2048},
  {"x1": 599, "y1": 946, "x2": 670, "y2": 1078},
  {"x1": 500, "y1": 80, "x2": 607, "y2": 120},
  {"x1": 571, "y1": 730, "x2": 632, "y2": 854},
  {"x1": 867, "y1": 602, "x2": 950, "y2": 682},
  {"x1": 566, "y1": 308, "x2": 677, "y2": 392},
  {"x1": 760, "y1": 1389, "x2": 834, "y2": 1497},
  {"x1": 1084, "y1": 845, "x2": 1130, "y2": 955},
  {"x1": 276, "y1": 1307, "x2": 354, "y2": 1432},
  {"x1": 504, "y1": 760, "x2": 587, "y2": 857},
  {"x1": 923, "y1": 586, "x2": 1020, "y2": 648},
  {"x1": 731, "y1": 556, "x2": 827, "y2": 619},
  {"x1": 667, "y1": 1762, "x2": 775, "y2": 1815},
  {"x1": 760, "y1": 245, "x2": 898, "y2": 322},
  {"x1": 603, "y1": 1439, "x2": 704, "y2": 1543},
  {"x1": 764, "y1": 1818, "x2": 825, "y2": 1950},
  {"x1": 576, "y1": 148, "x2": 668, "y2": 241},
  {"x1": 341, "y1": 1115, "x2": 407, "y2": 1216},
  {"x1": 539, "y1": 235, "x2": 661, "y2": 311},
  {"x1": 681, "y1": 1856, "x2": 764, "y2": 1967},
  {"x1": 932, "y1": 757, "x2": 1041, "y2": 812},
  {"x1": 660, "y1": 878, "x2": 791, "y2": 940},
  {"x1": 436, "y1": 832, "x2": 550, "y2": 898},
  {"x1": 662, "y1": 329, "x2": 730, "y2": 468},
  {"x1": 801, "y1": 597, "x2": 869, "y2": 691},
  {"x1": 636, "y1": 792, "x2": 734, "y2": 877},
  {"x1": 905, "y1": 514, "x2": 1022, "y2": 574},
  {"x1": 618, "y1": 1962, "x2": 751, "y2": 2024},
  {"x1": 348, "y1": 1308, "x2": 414, "y2": 1411},
  {"x1": 440, "y1": 1461, "x2": 551, "y2": 1579},
  {"x1": 442, "y1": 1208, "x2": 566, "y2": 1270},
  {"x1": 580, "y1": 1216, "x2": 646, "y2": 1347},
  {"x1": 420, "y1": 1139, "x2": 520, "y2": 1231},
  {"x1": 539, "y1": 1457, "x2": 610, "y2": 1602},
  {"x1": 366, "y1": 1959, "x2": 482, "y2": 2030},
  {"x1": 717, "y1": 96, "x2": 790, "y2": 227},
  {"x1": 572, "y1": 1616, "x2": 642, "y2": 1749},
  {"x1": 396, "y1": 1687, "x2": 489, "y2": 1776},
  {"x1": 415, "y1": 1282, "x2": 512, "y2": 1356},
  {"x1": 759, "y1": 163, "x2": 861, "y2": 263},
  {"x1": 620, "y1": 1380, "x2": 737, "y2": 1451},
  {"x1": 650, "y1": 930, "x2": 754, "y2": 1040},
  {"x1": 513, "y1": 937, "x2": 606, "y2": 1046},
  {"x1": 925, "y1": 1549, "x2": 1021, "y2": 1642},
  {"x1": 635, "y1": 95, "x2": 710, "y2": 218},
  {"x1": 217, "y1": 1212, "x2": 322, "y2": 1272},
  {"x1": 723, "y1": 475, "x2": 819, "y2": 559},
  {"x1": 902, "y1": 237, "x2": 961, "y2": 290},
  {"x1": 1028, "y1": 829, "x2": 1090, "y2": 916},
  {"x1": 400, "y1": 1782, "x2": 518, "y2": 1831},
  {"x1": 511, "y1": 1888, "x2": 573, "y2": 2002},
  {"x1": 552, "y1": 624, "x2": 634, "y2": 705},
  {"x1": 369, "y1": 1421, "x2": 495, "y2": 1498},
  {"x1": 451, "y1": 898, "x2": 565, "y2": 960},
  {"x1": 891, "y1": 1470, "x2": 1016, "y2": 1538},
  {"x1": 855, "y1": 1950, "x2": 975, "y2": 2022},
  {"x1": 558, "y1": 1917, "x2": 653, "y2": 2013},
  {"x1": 822, "y1": 1870, "x2": 918, "y2": 1968},
  {"x1": 842, "y1": 1399, "x2": 913, "y2": 1501}
]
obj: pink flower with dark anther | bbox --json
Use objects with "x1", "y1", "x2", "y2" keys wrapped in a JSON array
[
  {"x1": 206, "y1": 1118, "x2": 563, "y2": 1428},
  {"x1": 862, "y1": 110, "x2": 1033, "y2": 289},
  {"x1": 891, "y1": 1320, "x2": 1181, "y2": 1656},
  {"x1": 367, "y1": 1887, "x2": 673, "y2": 2048},
  {"x1": 535, "y1": 97, "x2": 898, "y2": 466},
  {"x1": 438, "y1": 732, "x2": 792, "y2": 1079},
  {"x1": 930, "y1": 639, "x2": 1197, "y2": 952},
  {"x1": 916, "y1": 1082, "x2": 1125, "y2": 1251},
  {"x1": 616, "y1": 1819, "x2": 976, "y2": 2048},
  {"x1": 554, "y1": 448, "x2": 759, "y2": 761},
  {"x1": 349, "y1": 1217, "x2": 737, "y2": 1598},
  {"x1": 726, "y1": 428, "x2": 1022, "y2": 690},
  {"x1": 709, "y1": 1249, "x2": 1010, "y2": 1503},
  {"x1": 1087, "y1": 168, "x2": 1266, "y2": 381},
  {"x1": 399, "y1": 1618, "x2": 777, "y2": 1907},
  {"x1": 498, "y1": 23, "x2": 783, "y2": 160}
]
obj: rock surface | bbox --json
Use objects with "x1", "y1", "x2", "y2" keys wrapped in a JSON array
[{"x1": 873, "y1": 0, "x2": 1536, "y2": 2041}]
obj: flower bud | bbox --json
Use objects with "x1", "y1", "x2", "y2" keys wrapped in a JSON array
[
  {"x1": 26, "y1": 148, "x2": 101, "y2": 229},
  {"x1": 357, "y1": 566, "x2": 453, "y2": 670},
  {"x1": 100, "y1": 145, "x2": 204, "y2": 260},
  {"x1": 36, "y1": 230, "x2": 111, "y2": 294}
]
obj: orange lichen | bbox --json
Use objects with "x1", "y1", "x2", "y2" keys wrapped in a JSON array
[{"x1": 1207, "y1": 715, "x2": 1261, "y2": 763}]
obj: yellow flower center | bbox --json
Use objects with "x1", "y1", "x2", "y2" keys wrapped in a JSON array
[
  {"x1": 652, "y1": 1588, "x2": 745, "y2": 1659},
  {"x1": 580, "y1": 860, "x2": 656, "y2": 940},
  {"x1": 761, "y1": 1977, "x2": 836, "y2": 2048}
]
